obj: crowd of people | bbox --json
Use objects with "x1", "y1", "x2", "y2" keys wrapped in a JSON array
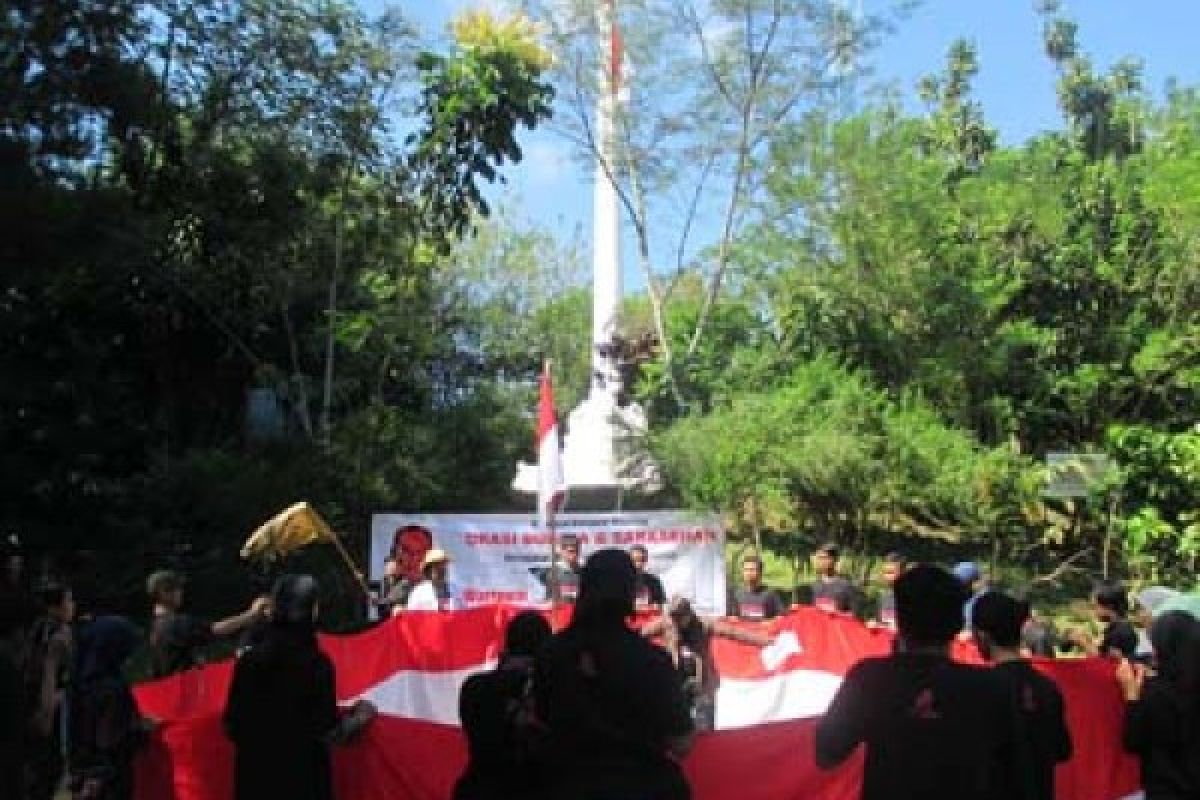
[{"x1": 3, "y1": 532, "x2": 1200, "y2": 800}]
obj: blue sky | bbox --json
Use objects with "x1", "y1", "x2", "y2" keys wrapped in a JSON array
[{"x1": 360, "y1": 1, "x2": 1199, "y2": 270}]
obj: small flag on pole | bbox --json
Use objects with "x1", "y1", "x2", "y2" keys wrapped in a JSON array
[
  {"x1": 241, "y1": 502, "x2": 334, "y2": 561},
  {"x1": 537, "y1": 364, "x2": 567, "y2": 530}
]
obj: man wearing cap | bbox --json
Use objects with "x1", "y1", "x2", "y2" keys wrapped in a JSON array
[
  {"x1": 146, "y1": 570, "x2": 269, "y2": 679},
  {"x1": 407, "y1": 549, "x2": 464, "y2": 611},
  {"x1": 543, "y1": 534, "x2": 584, "y2": 604},
  {"x1": 811, "y1": 543, "x2": 858, "y2": 614}
]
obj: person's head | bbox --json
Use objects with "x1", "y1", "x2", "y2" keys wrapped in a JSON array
[
  {"x1": 895, "y1": 564, "x2": 968, "y2": 649},
  {"x1": 270, "y1": 573, "x2": 320, "y2": 629},
  {"x1": 630, "y1": 545, "x2": 649, "y2": 574},
  {"x1": 77, "y1": 616, "x2": 141, "y2": 681},
  {"x1": 668, "y1": 595, "x2": 698, "y2": 628},
  {"x1": 1149, "y1": 611, "x2": 1200, "y2": 686},
  {"x1": 741, "y1": 554, "x2": 764, "y2": 589},
  {"x1": 38, "y1": 584, "x2": 75, "y2": 623},
  {"x1": 421, "y1": 549, "x2": 451, "y2": 584},
  {"x1": 391, "y1": 525, "x2": 434, "y2": 583},
  {"x1": 559, "y1": 535, "x2": 582, "y2": 569},
  {"x1": 571, "y1": 548, "x2": 637, "y2": 629},
  {"x1": 971, "y1": 590, "x2": 1030, "y2": 661},
  {"x1": 813, "y1": 543, "x2": 840, "y2": 577},
  {"x1": 383, "y1": 556, "x2": 399, "y2": 579},
  {"x1": 952, "y1": 561, "x2": 984, "y2": 594},
  {"x1": 146, "y1": 569, "x2": 185, "y2": 611},
  {"x1": 503, "y1": 610, "x2": 552, "y2": 660},
  {"x1": 1134, "y1": 586, "x2": 1180, "y2": 628},
  {"x1": 1092, "y1": 580, "x2": 1129, "y2": 623},
  {"x1": 880, "y1": 552, "x2": 907, "y2": 587}
]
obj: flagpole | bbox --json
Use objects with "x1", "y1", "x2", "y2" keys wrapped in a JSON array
[
  {"x1": 329, "y1": 530, "x2": 372, "y2": 598},
  {"x1": 545, "y1": 360, "x2": 561, "y2": 616}
]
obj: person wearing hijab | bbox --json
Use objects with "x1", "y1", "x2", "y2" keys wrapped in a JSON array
[
  {"x1": 534, "y1": 548, "x2": 695, "y2": 800},
  {"x1": 70, "y1": 616, "x2": 157, "y2": 800},
  {"x1": 1117, "y1": 610, "x2": 1200, "y2": 800},
  {"x1": 223, "y1": 574, "x2": 375, "y2": 800},
  {"x1": 455, "y1": 610, "x2": 554, "y2": 800}
]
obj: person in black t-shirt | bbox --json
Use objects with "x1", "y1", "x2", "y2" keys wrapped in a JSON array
[
  {"x1": 630, "y1": 545, "x2": 667, "y2": 612},
  {"x1": 816, "y1": 564, "x2": 1030, "y2": 800},
  {"x1": 1068, "y1": 580, "x2": 1139, "y2": 660},
  {"x1": 1117, "y1": 610, "x2": 1200, "y2": 800},
  {"x1": 455, "y1": 610, "x2": 553, "y2": 800},
  {"x1": 542, "y1": 534, "x2": 584, "y2": 604},
  {"x1": 972, "y1": 591, "x2": 1072, "y2": 800},
  {"x1": 145, "y1": 570, "x2": 268, "y2": 679},
  {"x1": 535, "y1": 549, "x2": 694, "y2": 800},
  {"x1": 871, "y1": 552, "x2": 907, "y2": 630},
  {"x1": 811, "y1": 542, "x2": 857, "y2": 614},
  {"x1": 728, "y1": 553, "x2": 784, "y2": 621}
]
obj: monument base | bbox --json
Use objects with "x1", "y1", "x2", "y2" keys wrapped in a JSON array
[{"x1": 513, "y1": 387, "x2": 662, "y2": 501}]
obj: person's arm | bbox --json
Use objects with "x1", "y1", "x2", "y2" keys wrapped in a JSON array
[
  {"x1": 815, "y1": 663, "x2": 870, "y2": 768},
  {"x1": 709, "y1": 618, "x2": 773, "y2": 647},
  {"x1": 641, "y1": 616, "x2": 668, "y2": 638},
  {"x1": 1047, "y1": 686, "x2": 1073, "y2": 763},
  {"x1": 211, "y1": 597, "x2": 269, "y2": 638}
]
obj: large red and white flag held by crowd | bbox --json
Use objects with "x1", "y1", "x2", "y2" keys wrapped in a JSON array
[{"x1": 133, "y1": 607, "x2": 1144, "y2": 800}]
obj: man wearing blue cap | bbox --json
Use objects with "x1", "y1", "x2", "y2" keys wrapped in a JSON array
[{"x1": 952, "y1": 561, "x2": 987, "y2": 631}]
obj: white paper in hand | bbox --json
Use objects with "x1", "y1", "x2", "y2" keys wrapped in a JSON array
[{"x1": 759, "y1": 630, "x2": 802, "y2": 672}]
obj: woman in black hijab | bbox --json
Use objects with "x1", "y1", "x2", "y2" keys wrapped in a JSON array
[
  {"x1": 1118, "y1": 610, "x2": 1200, "y2": 799},
  {"x1": 534, "y1": 549, "x2": 695, "y2": 800},
  {"x1": 223, "y1": 574, "x2": 374, "y2": 800},
  {"x1": 70, "y1": 616, "x2": 156, "y2": 800}
]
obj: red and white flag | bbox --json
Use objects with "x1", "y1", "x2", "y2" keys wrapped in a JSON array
[
  {"x1": 536, "y1": 364, "x2": 566, "y2": 530},
  {"x1": 134, "y1": 608, "x2": 1143, "y2": 800}
]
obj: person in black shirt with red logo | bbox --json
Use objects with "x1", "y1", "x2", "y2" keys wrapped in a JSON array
[
  {"x1": 543, "y1": 534, "x2": 584, "y2": 604},
  {"x1": 871, "y1": 552, "x2": 906, "y2": 630},
  {"x1": 630, "y1": 545, "x2": 667, "y2": 612},
  {"x1": 972, "y1": 590, "x2": 1072, "y2": 800},
  {"x1": 811, "y1": 542, "x2": 858, "y2": 614},
  {"x1": 816, "y1": 564, "x2": 1029, "y2": 800},
  {"x1": 728, "y1": 553, "x2": 783, "y2": 621}
]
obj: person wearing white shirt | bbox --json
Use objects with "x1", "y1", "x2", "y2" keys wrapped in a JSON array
[{"x1": 406, "y1": 549, "x2": 464, "y2": 611}]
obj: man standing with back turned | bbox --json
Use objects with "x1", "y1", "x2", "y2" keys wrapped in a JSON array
[
  {"x1": 972, "y1": 590, "x2": 1072, "y2": 800},
  {"x1": 815, "y1": 564, "x2": 1030, "y2": 800}
]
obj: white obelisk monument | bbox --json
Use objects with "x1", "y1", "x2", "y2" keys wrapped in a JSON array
[{"x1": 515, "y1": 0, "x2": 660, "y2": 497}]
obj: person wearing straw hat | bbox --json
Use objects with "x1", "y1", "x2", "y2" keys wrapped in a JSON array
[{"x1": 406, "y1": 549, "x2": 464, "y2": 611}]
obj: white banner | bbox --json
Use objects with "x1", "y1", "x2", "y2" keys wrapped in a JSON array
[{"x1": 370, "y1": 512, "x2": 726, "y2": 615}]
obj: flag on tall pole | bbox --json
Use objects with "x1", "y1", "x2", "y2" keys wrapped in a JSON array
[{"x1": 537, "y1": 363, "x2": 566, "y2": 530}]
